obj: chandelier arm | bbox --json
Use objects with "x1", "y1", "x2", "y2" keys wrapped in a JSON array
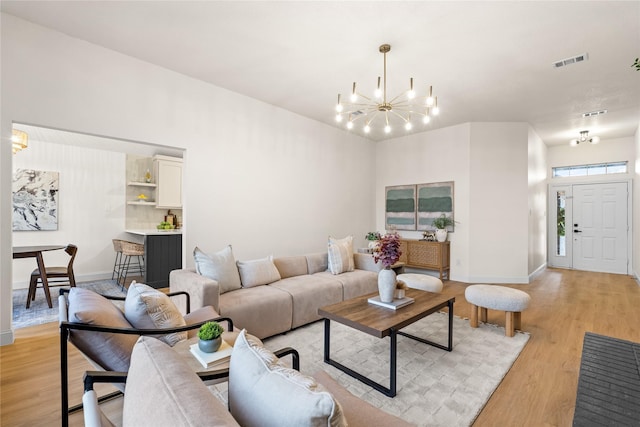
[{"x1": 388, "y1": 109, "x2": 410, "y2": 123}]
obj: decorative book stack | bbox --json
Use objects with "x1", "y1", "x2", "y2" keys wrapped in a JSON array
[
  {"x1": 189, "y1": 340, "x2": 233, "y2": 369},
  {"x1": 367, "y1": 296, "x2": 415, "y2": 310}
]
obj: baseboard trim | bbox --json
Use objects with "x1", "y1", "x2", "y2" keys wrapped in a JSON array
[
  {"x1": 12, "y1": 271, "x2": 113, "y2": 290},
  {"x1": 0, "y1": 329, "x2": 15, "y2": 346}
]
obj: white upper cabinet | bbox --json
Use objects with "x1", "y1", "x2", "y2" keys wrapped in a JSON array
[{"x1": 154, "y1": 155, "x2": 183, "y2": 209}]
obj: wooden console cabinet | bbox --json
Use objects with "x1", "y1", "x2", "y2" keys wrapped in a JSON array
[{"x1": 398, "y1": 239, "x2": 450, "y2": 280}]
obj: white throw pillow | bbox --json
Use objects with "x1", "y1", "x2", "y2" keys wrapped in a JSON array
[
  {"x1": 124, "y1": 282, "x2": 187, "y2": 346},
  {"x1": 229, "y1": 330, "x2": 347, "y2": 427},
  {"x1": 193, "y1": 245, "x2": 242, "y2": 293},
  {"x1": 327, "y1": 235, "x2": 354, "y2": 275},
  {"x1": 237, "y1": 256, "x2": 282, "y2": 288}
]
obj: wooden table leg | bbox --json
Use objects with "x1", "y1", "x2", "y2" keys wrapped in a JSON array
[
  {"x1": 470, "y1": 303, "x2": 478, "y2": 328},
  {"x1": 35, "y1": 252, "x2": 53, "y2": 308}
]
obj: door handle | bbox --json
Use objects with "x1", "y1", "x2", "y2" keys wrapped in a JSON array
[{"x1": 574, "y1": 229, "x2": 582, "y2": 233}]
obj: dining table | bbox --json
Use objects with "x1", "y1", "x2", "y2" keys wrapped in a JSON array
[{"x1": 12, "y1": 245, "x2": 66, "y2": 308}]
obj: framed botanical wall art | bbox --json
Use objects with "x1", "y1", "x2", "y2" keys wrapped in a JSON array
[
  {"x1": 385, "y1": 185, "x2": 416, "y2": 230},
  {"x1": 417, "y1": 181, "x2": 454, "y2": 231},
  {"x1": 12, "y1": 169, "x2": 59, "y2": 231}
]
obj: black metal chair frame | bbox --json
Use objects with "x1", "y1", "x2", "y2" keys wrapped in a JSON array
[{"x1": 59, "y1": 288, "x2": 231, "y2": 427}]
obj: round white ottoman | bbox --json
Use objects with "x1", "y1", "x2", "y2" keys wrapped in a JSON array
[
  {"x1": 465, "y1": 284, "x2": 530, "y2": 337},
  {"x1": 397, "y1": 273, "x2": 443, "y2": 293}
]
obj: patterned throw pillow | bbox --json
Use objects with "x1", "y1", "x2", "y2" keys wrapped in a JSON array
[
  {"x1": 229, "y1": 330, "x2": 347, "y2": 427},
  {"x1": 327, "y1": 235, "x2": 354, "y2": 275},
  {"x1": 193, "y1": 245, "x2": 242, "y2": 293},
  {"x1": 124, "y1": 282, "x2": 187, "y2": 346}
]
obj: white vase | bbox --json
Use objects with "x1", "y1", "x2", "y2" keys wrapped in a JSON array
[
  {"x1": 435, "y1": 229, "x2": 448, "y2": 242},
  {"x1": 378, "y1": 268, "x2": 397, "y2": 303}
]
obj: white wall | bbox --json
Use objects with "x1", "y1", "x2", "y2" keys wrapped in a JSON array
[
  {"x1": 376, "y1": 124, "x2": 472, "y2": 280},
  {"x1": 0, "y1": 14, "x2": 375, "y2": 344},
  {"x1": 11, "y1": 139, "x2": 126, "y2": 288},
  {"x1": 468, "y1": 123, "x2": 530, "y2": 283},
  {"x1": 528, "y1": 126, "x2": 548, "y2": 276},
  {"x1": 547, "y1": 137, "x2": 635, "y2": 175}
]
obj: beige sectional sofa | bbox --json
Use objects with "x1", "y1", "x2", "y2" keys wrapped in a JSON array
[{"x1": 170, "y1": 251, "x2": 381, "y2": 339}]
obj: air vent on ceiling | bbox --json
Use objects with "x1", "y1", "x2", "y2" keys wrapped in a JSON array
[
  {"x1": 582, "y1": 109, "x2": 608, "y2": 118},
  {"x1": 553, "y1": 53, "x2": 589, "y2": 68}
]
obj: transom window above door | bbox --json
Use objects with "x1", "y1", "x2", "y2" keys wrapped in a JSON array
[{"x1": 552, "y1": 161, "x2": 627, "y2": 178}]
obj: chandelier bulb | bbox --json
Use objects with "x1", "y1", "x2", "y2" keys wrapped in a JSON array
[
  {"x1": 346, "y1": 121, "x2": 354, "y2": 130},
  {"x1": 591, "y1": 136, "x2": 600, "y2": 144},
  {"x1": 570, "y1": 139, "x2": 579, "y2": 147},
  {"x1": 432, "y1": 97, "x2": 440, "y2": 116},
  {"x1": 335, "y1": 114, "x2": 342, "y2": 123},
  {"x1": 375, "y1": 77, "x2": 382, "y2": 99},
  {"x1": 336, "y1": 94, "x2": 343, "y2": 113},
  {"x1": 364, "y1": 124, "x2": 371, "y2": 134},
  {"x1": 423, "y1": 115, "x2": 431, "y2": 124},
  {"x1": 407, "y1": 78, "x2": 415, "y2": 99},
  {"x1": 351, "y1": 83, "x2": 358, "y2": 102},
  {"x1": 405, "y1": 122, "x2": 412, "y2": 131},
  {"x1": 384, "y1": 124, "x2": 391, "y2": 134}
]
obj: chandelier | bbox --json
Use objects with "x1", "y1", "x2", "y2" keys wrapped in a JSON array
[
  {"x1": 570, "y1": 130, "x2": 599, "y2": 146},
  {"x1": 334, "y1": 44, "x2": 440, "y2": 135},
  {"x1": 11, "y1": 129, "x2": 28, "y2": 154}
]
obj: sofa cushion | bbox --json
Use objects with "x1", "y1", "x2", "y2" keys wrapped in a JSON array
[
  {"x1": 314, "y1": 269, "x2": 378, "y2": 300},
  {"x1": 219, "y1": 286, "x2": 292, "y2": 339},
  {"x1": 67, "y1": 287, "x2": 138, "y2": 372},
  {"x1": 124, "y1": 282, "x2": 187, "y2": 346},
  {"x1": 194, "y1": 245, "x2": 242, "y2": 293},
  {"x1": 270, "y1": 275, "x2": 343, "y2": 328},
  {"x1": 273, "y1": 255, "x2": 309, "y2": 279},
  {"x1": 237, "y1": 256, "x2": 282, "y2": 288},
  {"x1": 229, "y1": 330, "x2": 347, "y2": 427},
  {"x1": 123, "y1": 336, "x2": 240, "y2": 427},
  {"x1": 327, "y1": 236, "x2": 354, "y2": 275}
]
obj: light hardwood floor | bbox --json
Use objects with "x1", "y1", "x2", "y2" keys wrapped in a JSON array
[{"x1": 1, "y1": 268, "x2": 639, "y2": 426}]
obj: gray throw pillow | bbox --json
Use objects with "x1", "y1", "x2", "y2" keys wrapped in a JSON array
[
  {"x1": 194, "y1": 245, "x2": 242, "y2": 293},
  {"x1": 237, "y1": 256, "x2": 281, "y2": 288},
  {"x1": 67, "y1": 287, "x2": 138, "y2": 372}
]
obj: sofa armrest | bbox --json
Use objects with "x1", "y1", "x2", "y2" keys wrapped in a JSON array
[
  {"x1": 169, "y1": 269, "x2": 220, "y2": 313},
  {"x1": 354, "y1": 252, "x2": 382, "y2": 273}
]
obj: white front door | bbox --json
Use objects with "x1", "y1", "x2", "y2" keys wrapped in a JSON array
[{"x1": 548, "y1": 182, "x2": 629, "y2": 274}]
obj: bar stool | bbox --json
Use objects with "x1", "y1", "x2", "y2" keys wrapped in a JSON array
[
  {"x1": 111, "y1": 239, "x2": 125, "y2": 280},
  {"x1": 117, "y1": 241, "x2": 145, "y2": 290},
  {"x1": 28, "y1": 244, "x2": 78, "y2": 309}
]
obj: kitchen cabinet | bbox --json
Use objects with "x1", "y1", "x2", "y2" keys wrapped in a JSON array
[
  {"x1": 126, "y1": 230, "x2": 182, "y2": 288},
  {"x1": 154, "y1": 155, "x2": 183, "y2": 209}
]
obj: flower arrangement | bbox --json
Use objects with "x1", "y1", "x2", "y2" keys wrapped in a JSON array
[
  {"x1": 365, "y1": 231, "x2": 382, "y2": 241},
  {"x1": 373, "y1": 231, "x2": 402, "y2": 269}
]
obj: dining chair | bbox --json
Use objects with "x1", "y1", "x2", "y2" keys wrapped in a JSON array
[{"x1": 27, "y1": 244, "x2": 78, "y2": 309}]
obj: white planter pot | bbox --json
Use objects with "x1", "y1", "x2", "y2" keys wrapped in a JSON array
[
  {"x1": 368, "y1": 240, "x2": 379, "y2": 250},
  {"x1": 378, "y1": 268, "x2": 397, "y2": 303},
  {"x1": 435, "y1": 229, "x2": 448, "y2": 242}
]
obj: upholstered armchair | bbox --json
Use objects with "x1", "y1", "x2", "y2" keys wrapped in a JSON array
[{"x1": 59, "y1": 283, "x2": 229, "y2": 427}]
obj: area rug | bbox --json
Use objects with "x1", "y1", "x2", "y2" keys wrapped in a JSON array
[
  {"x1": 210, "y1": 312, "x2": 529, "y2": 427},
  {"x1": 12, "y1": 279, "x2": 126, "y2": 329}
]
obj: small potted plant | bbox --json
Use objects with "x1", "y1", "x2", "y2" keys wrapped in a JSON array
[
  {"x1": 431, "y1": 214, "x2": 455, "y2": 242},
  {"x1": 365, "y1": 231, "x2": 382, "y2": 250},
  {"x1": 198, "y1": 321, "x2": 225, "y2": 353}
]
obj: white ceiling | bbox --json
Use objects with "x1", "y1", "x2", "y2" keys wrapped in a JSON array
[{"x1": 2, "y1": 1, "x2": 639, "y2": 145}]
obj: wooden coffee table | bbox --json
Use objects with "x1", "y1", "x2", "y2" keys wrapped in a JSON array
[{"x1": 318, "y1": 288, "x2": 455, "y2": 397}]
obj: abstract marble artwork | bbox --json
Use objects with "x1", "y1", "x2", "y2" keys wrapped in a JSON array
[{"x1": 12, "y1": 169, "x2": 59, "y2": 231}]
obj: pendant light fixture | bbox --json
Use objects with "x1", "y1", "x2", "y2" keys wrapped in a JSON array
[
  {"x1": 334, "y1": 44, "x2": 440, "y2": 136},
  {"x1": 570, "y1": 130, "x2": 600, "y2": 146}
]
